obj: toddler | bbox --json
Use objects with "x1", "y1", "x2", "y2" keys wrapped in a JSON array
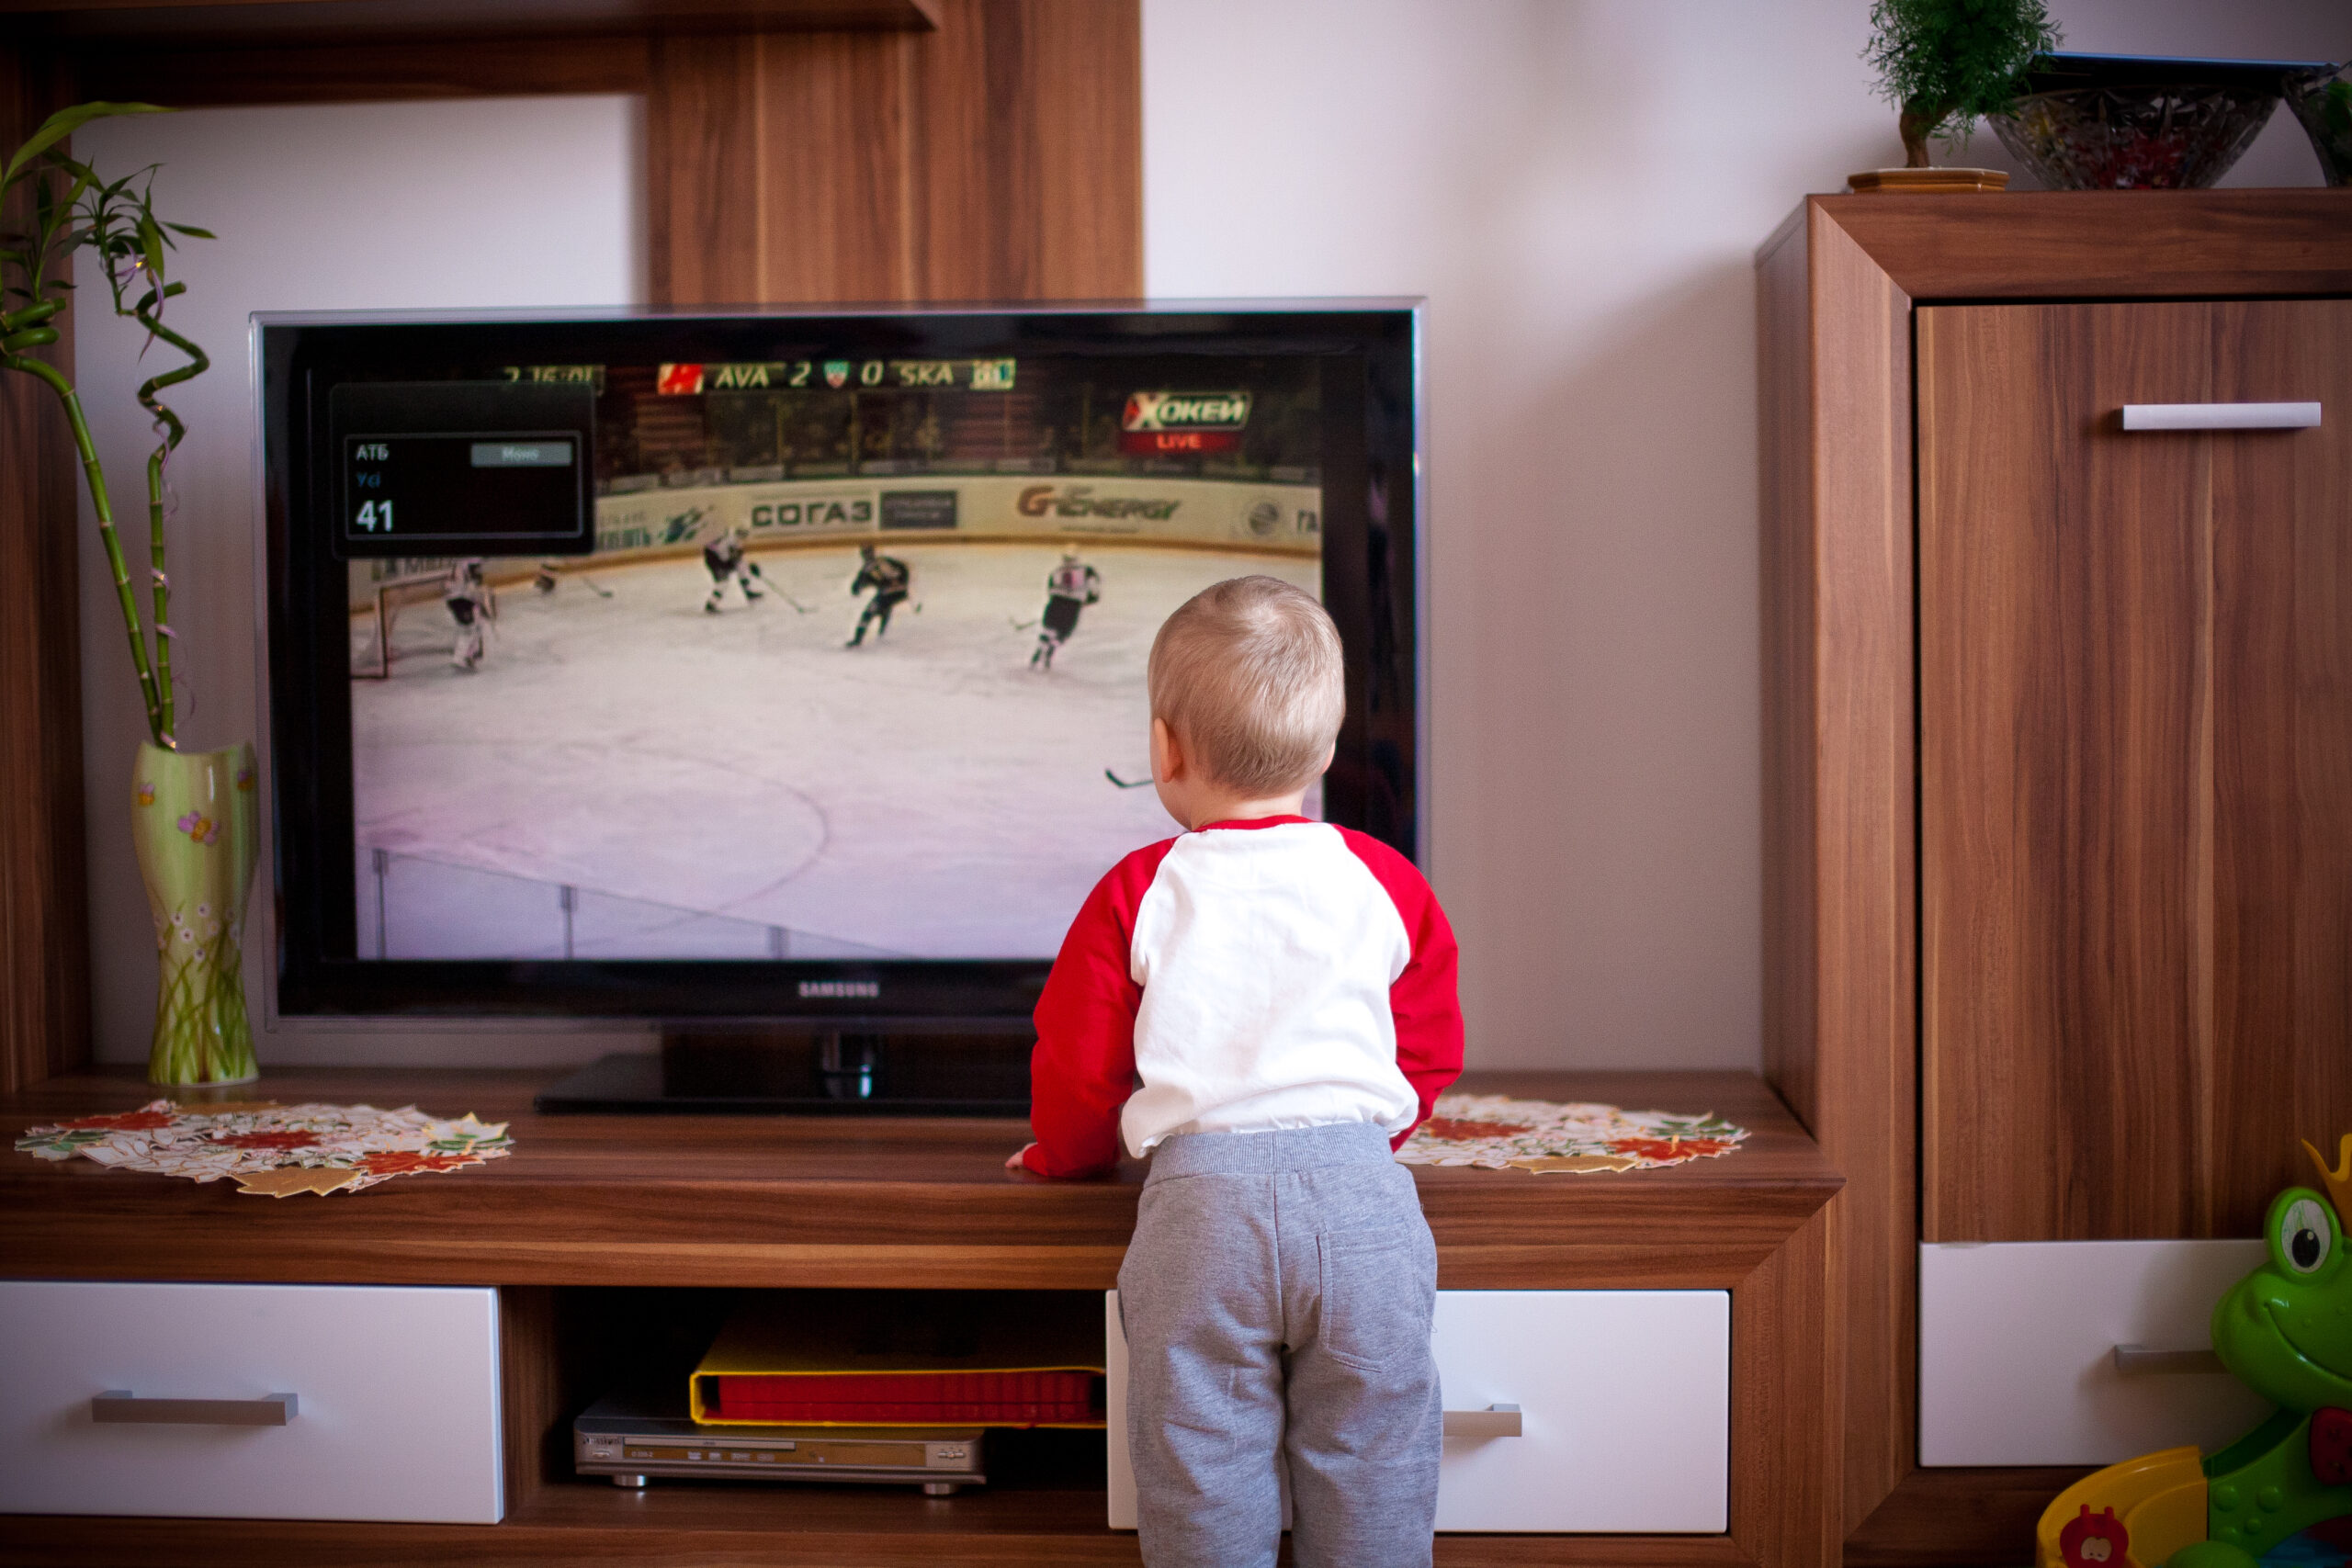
[{"x1": 1012, "y1": 575, "x2": 1464, "y2": 1568}]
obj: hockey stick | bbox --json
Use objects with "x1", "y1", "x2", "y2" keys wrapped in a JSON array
[
  {"x1": 578, "y1": 575, "x2": 615, "y2": 600},
  {"x1": 741, "y1": 561, "x2": 814, "y2": 612},
  {"x1": 1104, "y1": 769, "x2": 1153, "y2": 790},
  {"x1": 1009, "y1": 615, "x2": 1038, "y2": 631}
]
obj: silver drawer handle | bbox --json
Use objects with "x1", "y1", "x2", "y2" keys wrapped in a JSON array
[
  {"x1": 1441, "y1": 1403, "x2": 1521, "y2": 1438},
  {"x1": 2120, "y1": 402, "x2": 2321, "y2": 431},
  {"x1": 92, "y1": 1390, "x2": 298, "y2": 1426},
  {"x1": 2112, "y1": 1345, "x2": 2224, "y2": 1375}
]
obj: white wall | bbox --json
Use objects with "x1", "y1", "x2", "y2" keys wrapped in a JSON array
[
  {"x1": 1143, "y1": 0, "x2": 2351, "y2": 1069},
  {"x1": 74, "y1": 96, "x2": 649, "y2": 1065},
  {"x1": 69, "y1": 5, "x2": 2351, "y2": 1070}
]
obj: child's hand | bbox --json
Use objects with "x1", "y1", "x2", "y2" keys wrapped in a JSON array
[{"x1": 1005, "y1": 1143, "x2": 1037, "y2": 1173}]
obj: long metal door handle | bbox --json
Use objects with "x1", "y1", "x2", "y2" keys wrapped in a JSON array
[
  {"x1": 2112, "y1": 1345, "x2": 2225, "y2": 1375},
  {"x1": 2120, "y1": 402, "x2": 2321, "y2": 431},
  {"x1": 1441, "y1": 1403, "x2": 1521, "y2": 1438},
  {"x1": 91, "y1": 1390, "x2": 298, "y2": 1426}
]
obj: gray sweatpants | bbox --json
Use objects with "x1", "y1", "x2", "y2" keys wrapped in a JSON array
[{"x1": 1117, "y1": 1122, "x2": 1442, "y2": 1568}]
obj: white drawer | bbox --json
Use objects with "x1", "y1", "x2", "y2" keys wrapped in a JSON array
[
  {"x1": 1106, "y1": 1288, "x2": 1729, "y2": 1533},
  {"x1": 1920, "y1": 1240, "x2": 2272, "y2": 1466},
  {"x1": 0, "y1": 1280, "x2": 504, "y2": 1522}
]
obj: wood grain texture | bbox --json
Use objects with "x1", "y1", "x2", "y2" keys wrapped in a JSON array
[
  {"x1": 1920, "y1": 300, "x2": 2352, "y2": 1242},
  {"x1": 0, "y1": 1503, "x2": 1756, "y2": 1568},
  {"x1": 647, "y1": 0, "x2": 1141, "y2": 308},
  {"x1": 1757, "y1": 206, "x2": 1816, "y2": 1138},
  {"x1": 500, "y1": 1286, "x2": 561, "y2": 1511},
  {"x1": 1919, "y1": 301, "x2": 2216, "y2": 1241},
  {"x1": 753, "y1": 28, "x2": 918, "y2": 301},
  {"x1": 648, "y1": 31, "x2": 763, "y2": 307},
  {"x1": 2207, "y1": 299, "x2": 2352, "y2": 1235},
  {"x1": 1795, "y1": 204, "x2": 1918, "y2": 1538},
  {"x1": 1821, "y1": 190, "x2": 2352, "y2": 300},
  {"x1": 902, "y1": 0, "x2": 1141, "y2": 301},
  {"x1": 0, "y1": 43, "x2": 92, "y2": 1094},
  {"x1": 1731, "y1": 1202, "x2": 1840, "y2": 1567},
  {"x1": 0, "y1": 1067, "x2": 1837, "y2": 1291},
  {"x1": 1842, "y1": 1465, "x2": 2089, "y2": 1567},
  {"x1": 11, "y1": 0, "x2": 940, "y2": 48},
  {"x1": 73, "y1": 35, "x2": 653, "y2": 105}
]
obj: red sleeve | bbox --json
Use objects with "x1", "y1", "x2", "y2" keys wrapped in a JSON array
[
  {"x1": 1337, "y1": 829, "x2": 1464, "y2": 1146},
  {"x1": 1021, "y1": 840, "x2": 1175, "y2": 1178}
]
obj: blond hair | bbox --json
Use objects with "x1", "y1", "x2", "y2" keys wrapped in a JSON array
[{"x1": 1148, "y1": 577, "x2": 1343, "y2": 795}]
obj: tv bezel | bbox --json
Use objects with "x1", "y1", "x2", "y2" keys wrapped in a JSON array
[{"x1": 255, "y1": 300, "x2": 1425, "y2": 1032}]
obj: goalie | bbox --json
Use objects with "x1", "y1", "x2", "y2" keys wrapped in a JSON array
[
  {"x1": 1030, "y1": 548, "x2": 1101, "y2": 671},
  {"x1": 444, "y1": 558, "x2": 491, "y2": 671},
  {"x1": 703, "y1": 525, "x2": 766, "y2": 614}
]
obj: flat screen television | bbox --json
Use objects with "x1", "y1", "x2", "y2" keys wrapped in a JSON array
[{"x1": 258, "y1": 303, "x2": 1422, "y2": 1110}]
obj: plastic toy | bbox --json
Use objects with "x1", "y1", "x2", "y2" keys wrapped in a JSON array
[{"x1": 2038, "y1": 1137, "x2": 2352, "y2": 1567}]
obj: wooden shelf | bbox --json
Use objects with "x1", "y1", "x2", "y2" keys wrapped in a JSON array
[
  {"x1": 0, "y1": 1066, "x2": 1838, "y2": 1564},
  {"x1": 2, "y1": 1477, "x2": 1756, "y2": 1566},
  {"x1": 0, "y1": 1067, "x2": 1838, "y2": 1292},
  {"x1": 4, "y1": 0, "x2": 940, "y2": 51}
]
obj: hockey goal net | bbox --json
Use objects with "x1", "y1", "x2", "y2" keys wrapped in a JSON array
[{"x1": 349, "y1": 570, "x2": 497, "y2": 679}]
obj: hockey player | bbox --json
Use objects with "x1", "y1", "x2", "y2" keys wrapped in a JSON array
[
  {"x1": 1031, "y1": 548, "x2": 1102, "y2": 671},
  {"x1": 444, "y1": 558, "x2": 491, "y2": 671},
  {"x1": 847, "y1": 542, "x2": 911, "y2": 647},
  {"x1": 703, "y1": 524, "x2": 765, "y2": 614}
]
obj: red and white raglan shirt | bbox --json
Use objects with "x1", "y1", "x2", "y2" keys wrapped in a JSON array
[{"x1": 1022, "y1": 816, "x2": 1464, "y2": 1179}]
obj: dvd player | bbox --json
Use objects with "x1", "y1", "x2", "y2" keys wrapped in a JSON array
[{"x1": 573, "y1": 1390, "x2": 984, "y2": 1495}]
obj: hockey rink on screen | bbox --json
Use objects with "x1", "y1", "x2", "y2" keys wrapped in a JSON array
[{"x1": 350, "y1": 542, "x2": 1321, "y2": 961}]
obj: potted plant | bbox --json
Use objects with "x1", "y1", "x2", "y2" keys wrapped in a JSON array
[
  {"x1": 1854, "y1": 0, "x2": 2062, "y2": 190},
  {"x1": 1, "y1": 102, "x2": 254, "y2": 1087}
]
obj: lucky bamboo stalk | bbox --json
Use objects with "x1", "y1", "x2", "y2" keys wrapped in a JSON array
[{"x1": 0, "y1": 101, "x2": 211, "y2": 752}]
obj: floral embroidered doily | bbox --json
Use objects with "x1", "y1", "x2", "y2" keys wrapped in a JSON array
[
  {"x1": 14, "y1": 1100, "x2": 514, "y2": 1197},
  {"x1": 1396, "y1": 1095, "x2": 1747, "y2": 1174}
]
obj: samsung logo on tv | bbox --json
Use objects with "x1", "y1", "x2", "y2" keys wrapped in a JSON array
[{"x1": 798, "y1": 980, "x2": 880, "y2": 998}]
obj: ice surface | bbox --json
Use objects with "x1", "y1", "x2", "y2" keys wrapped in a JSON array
[{"x1": 350, "y1": 542, "x2": 1320, "y2": 959}]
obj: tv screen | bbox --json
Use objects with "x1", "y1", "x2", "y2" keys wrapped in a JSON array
[{"x1": 261, "y1": 305, "x2": 1420, "y2": 1027}]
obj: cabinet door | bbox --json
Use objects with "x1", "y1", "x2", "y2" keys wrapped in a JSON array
[{"x1": 1919, "y1": 299, "x2": 2352, "y2": 1243}]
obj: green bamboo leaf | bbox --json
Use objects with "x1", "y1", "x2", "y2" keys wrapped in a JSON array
[
  {"x1": 162, "y1": 223, "x2": 214, "y2": 239},
  {"x1": 136, "y1": 211, "x2": 164, "y2": 277},
  {"x1": 3, "y1": 103, "x2": 171, "y2": 190}
]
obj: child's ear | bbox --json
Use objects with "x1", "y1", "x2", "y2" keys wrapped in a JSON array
[
  {"x1": 1150, "y1": 716, "x2": 1178, "y2": 781},
  {"x1": 1315, "y1": 741, "x2": 1336, "y2": 777}
]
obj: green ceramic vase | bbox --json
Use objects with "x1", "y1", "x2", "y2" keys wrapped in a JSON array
[{"x1": 130, "y1": 740, "x2": 261, "y2": 1086}]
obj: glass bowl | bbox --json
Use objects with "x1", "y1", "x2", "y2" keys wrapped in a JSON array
[
  {"x1": 1988, "y1": 53, "x2": 2325, "y2": 190},
  {"x1": 2284, "y1": 66, "x2": 2352, "y2": 186}
]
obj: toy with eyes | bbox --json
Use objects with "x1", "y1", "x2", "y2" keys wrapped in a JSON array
[
  {"x1": 2060, "y1": 1504, "x2": 2129, "y2": 1565},
  {"x1": 2039, "y1": 1137, "x2": 2352, "y2": 1568},
  {"x1": 2158, "y1": 1138, "x2": 2352, "y2": 1566}
]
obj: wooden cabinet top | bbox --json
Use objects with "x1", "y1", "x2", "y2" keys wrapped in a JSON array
[
  {"x1": 0, "y1": 1066, "x2": 1835, "y2": 1292},
  {"x1": 1764, "y1": 189, "x2": 2352, "y2": 301}
]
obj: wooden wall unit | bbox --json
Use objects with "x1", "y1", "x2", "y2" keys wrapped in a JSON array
[
  {"x1": 0, "y1": 42, "x2": 92, "y2": 1094},
  {"x1": 1758, "y1": 190, "x2": 2352, "y2": 1561},
  {"x1": 646, "y1": 0, "x2": 1143, "y2": 308},
  {"x1": 0, "y1": 1066, "x2": 1845, "y2": 1566}
]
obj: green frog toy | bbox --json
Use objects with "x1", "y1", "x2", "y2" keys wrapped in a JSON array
[{"x1": 2040, "y1": 1138, "x2": 2352, "y2": 1568}]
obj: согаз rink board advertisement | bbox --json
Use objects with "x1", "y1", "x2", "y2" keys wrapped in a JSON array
[{"x1": 262, "y1": 308, "x2": 1420, "y2": 1023}]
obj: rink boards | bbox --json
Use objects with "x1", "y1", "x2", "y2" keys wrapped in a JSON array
[{"x1": 349, "y1": 472, "x2": 1319, "y2": 604}]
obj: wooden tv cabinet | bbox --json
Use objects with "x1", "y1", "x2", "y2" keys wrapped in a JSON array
[{"x1": 0, "y1": 1066, "x2": 1839, "y2": 1566}]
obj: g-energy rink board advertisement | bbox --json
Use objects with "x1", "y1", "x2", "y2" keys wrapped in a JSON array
[{"x1": 345, "y1": 353, "x2": 1324, "y2": 962}]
